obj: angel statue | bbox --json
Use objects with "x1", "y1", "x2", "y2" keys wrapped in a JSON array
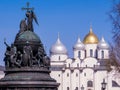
[
  {"x1": 19, "y1": 18, "x2": 27, "y2": 33},
  {"x1": 26, "y1": 10, "x2": 38, "y2": 31}
]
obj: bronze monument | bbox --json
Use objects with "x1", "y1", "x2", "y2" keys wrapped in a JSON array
[{"x1": 0, "y1": 2, "x2": 59, "y2": 90}]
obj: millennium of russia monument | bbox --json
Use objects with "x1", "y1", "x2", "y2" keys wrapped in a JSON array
[{"x1": 0, "y1": 3, "x2": 59, "y2": 90}]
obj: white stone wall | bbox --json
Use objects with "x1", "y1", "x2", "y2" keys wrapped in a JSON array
[
  {"x1": 97, "y1": 49, "x2": 109, "y2": 59},
  {"x1": 85, "y1": 44, "x2": 97, "y2": 58},
  {"x1": 81, "y1": 57, "x2": 97, "y2": 67},
  {"x1": 50, "y1": 71, "x2": 62, "y2": 90},
  {"x1": 94, "y1": 70, "x2": 108, "y2": 90},
  {"x1": 50, "y1": 39, "x2": 120, "y2": 90},
  {"x1": 73, "y1": 50, "x2": 85, "y2": 59},
  {"x1": 50, "y1": 54, "x2": 68, "y2": 61}
]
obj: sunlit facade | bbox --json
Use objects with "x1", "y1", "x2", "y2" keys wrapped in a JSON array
[{"x1": 50, "y1": 27, "x2": 120, "y2": 90}]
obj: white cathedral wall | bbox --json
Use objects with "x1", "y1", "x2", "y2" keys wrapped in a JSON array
[
  {"x1": 50, "y1": 54, "x2": 68, "y2": 61},
  {"x1": 51, "y1": 61, "x2": 65, "y2": 66},
  {"x1": 108, "y1": 76, "x2": 113, "y2": 90},
  {"x1": 50, "y1": 70, "x2": 63, "y2": 90},
  {"x1": 50, "y1": 63, "x2": 120, "y2": 90},
  {"x1": 50, "y1": 39, "x2": 120, "y2": 90},
  {"x1": 62, "y1": 69, "x2": 71, "y2": 90},
  {"x1": 97, "y1": 49, "x2": 109, "y2": 59},
  {"x1": 65, "y1": 59, "x2": 72, "y2": 67},
  {"x1": 104, "y1": 49, "x2": 109, "y2": 59},
  {"x1": 71, "y1": 58, "x2": 81, "y2": 67},
  {"x1": 71, "y1": 69, "x2": 80, "y2": 90},
  {"x1": 107, "y1": 68, "x2": 120, "y2": 90},
  {"x1": 80, "y1": 68, "x2": 94, "y2": 90},
  {"x1": 85, "y1": 44, "x2": 97, "y2": 58},
  {"x1": 94, "y1": 70, "x2": 108, "y2": 90},
  {"x1": 97, "y1": 49, "x2": 102, "y2": 59},
  {"x1": 82, "y1": 57, "x2": 97, "y2": 67},
  {"x1": 73, "y1": 50, "x2": 85, "y2": 59}
]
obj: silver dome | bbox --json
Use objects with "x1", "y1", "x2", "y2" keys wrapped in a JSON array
[
  {"x1": 97, "y1": 37, "x2": 109, "y2": 49},
  {"x1": 73, "y1": 37, "x2": 85, "y2": 50},
  {"x1": 50, "y1": 37, "x2": 67, "y2": 55}
]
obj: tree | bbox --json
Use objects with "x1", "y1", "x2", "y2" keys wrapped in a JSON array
[{"x1": 109, "y1": 0, "x2": 120, "y2": 71}]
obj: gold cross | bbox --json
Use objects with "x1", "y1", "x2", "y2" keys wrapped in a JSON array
[{"x1": 21, "y1": 2, "x2": 34, "y2": 11}]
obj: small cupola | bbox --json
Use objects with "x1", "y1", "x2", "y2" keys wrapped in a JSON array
[
  {"x1": 50, "y1": 34, "x2": 67, "y2": 55},
  {"x1": 97, "y1": 37, "x2": 109, "y2": 49},
  {"x1": 73, "y1": 37, "x2": 85, "y2": 50}
]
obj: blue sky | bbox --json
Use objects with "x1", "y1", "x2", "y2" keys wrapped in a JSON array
[{"x1": 0, "y1": 0, "x2": 113, "y2": 65}]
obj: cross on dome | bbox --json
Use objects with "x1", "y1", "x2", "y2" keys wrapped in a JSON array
[{"x1": 22, "y1": 2, "x2": 34, "y2": 11}]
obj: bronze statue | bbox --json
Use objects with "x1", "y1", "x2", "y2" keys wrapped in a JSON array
[
  {"x1": 26, "y1": 10, "x2": 38, "y2": 31},
  {"x1": 21, "y1": 2, "x2": 38, "y2": 32},
  {"x1": 0, "y1": 3, "x2": 59, "y2": 90},
  {"x1": 22, "y1": 41, "x2": 33, "y2": 66},
  {"x1": 43, "y1": 56, "x2": 50, "y2": 69},
  {"x1": 19, "y1": 18, "x2": 27, "y2": 33},
  {"x1": 4, "y1": 45, "x2": 11, "y2": 68},
  {"x1": 4, "y1": 41, "x2": 21, "y2": 68},
  {"x1": 36, "y1": 47, "x2": 44, "y2": 67}
]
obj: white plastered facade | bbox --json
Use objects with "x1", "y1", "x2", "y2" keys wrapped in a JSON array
[{"x1": 50, "y1": 30, "x2": 120, "y2": 90}]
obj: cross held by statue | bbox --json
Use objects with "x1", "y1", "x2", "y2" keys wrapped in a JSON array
[{"x1": 22, "y1": 2, "x2": 34, "y2": 11}]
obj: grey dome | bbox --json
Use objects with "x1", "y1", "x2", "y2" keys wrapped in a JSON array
[
  {"x1": 50, "y1": 37, "x2": 67, "y2": 55},
  {"x1": 97, "y1": 37, "x2": 109, "y2": 49},
  {"x1": 73, "y1": 37, "x2": 85, "y2": 50}
]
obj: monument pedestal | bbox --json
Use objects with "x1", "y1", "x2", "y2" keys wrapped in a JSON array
[{"x1": 0, "y1": 68, "x2": 59, "y2": 90}]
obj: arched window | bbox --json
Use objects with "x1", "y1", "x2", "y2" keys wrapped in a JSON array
[
  {"x1": 67, "y1": 73, "x2": 69, "y2": 77},
  {"x1": 67, "y1": 87, "x2": 69, "y2": 90},
  {"x1": 78, "y1": 51, "x2": 81, "y2": 58},
  {"x1": 96, "y1": 50, "x2": 98, "y2": 58},
  {"x1": 85, "y1": 50, "x2": 86, "y2": 57},
  {"x1": 75, "y1": 87, "x2": 78, "y2": 90},
  {"x1": 76, "y1": 73, "x2": 78, "y2": 77},
  {"x1": 102, "y1": 51, "x2": 104, "y2": 59},
  {"x1": 59, "y1": 56, "x2": 60, "y2": 60},
  {"x1": 58, "y1": 74, "x2": 60, "y2": 77},
  {"x1": 87, "y1": 80, "x2": 93, "y2": 87},
  {"x1": 90, "y1": 49, "x2": 93, "y2": 57},
  {"x1": 77, "y1": 63, "x2": 79, "y2": 67},
  {"x1": 69, "y1": 64, "x2": 70, "y2": 67}
]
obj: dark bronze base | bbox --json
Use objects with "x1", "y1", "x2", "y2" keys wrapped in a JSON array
[
  {"x1": 0, "y1": 68, "x2": 59, "y2": 90},
  {"x1": 0, "y1": 81, "x2": 58, "y2": 90}
]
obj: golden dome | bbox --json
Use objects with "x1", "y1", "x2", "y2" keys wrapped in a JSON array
[{"x1": 83, "y1": 27, "x2": 99, "y2": 44}]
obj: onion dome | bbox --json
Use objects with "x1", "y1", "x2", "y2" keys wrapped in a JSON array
[
  {"x1": 97, "y1": 37, "x2": 109, "y2": 49},
  {"x1": 83, "y1": 27, "x2": 99, "y2": 44},
  {"x1": 73, "y1": 37, "x2": 85, "y2": 50},
  {"x1": 50, "y1": 35, "x2": 67, "y2": 55}
]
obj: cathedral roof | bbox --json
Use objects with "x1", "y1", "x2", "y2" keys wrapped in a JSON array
[
  {"x1": 73, "y1": 37, "x2": 85, "y2": 50},
  {"x1": 50, "y1": 35, "x2": 67, "y2": 55},
  {"x1": 83, "y1": 27, "x2": 99, "y2": 44},
  {"x1": 97, "y1": 37, "x2": 109, "y2": 49}
]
